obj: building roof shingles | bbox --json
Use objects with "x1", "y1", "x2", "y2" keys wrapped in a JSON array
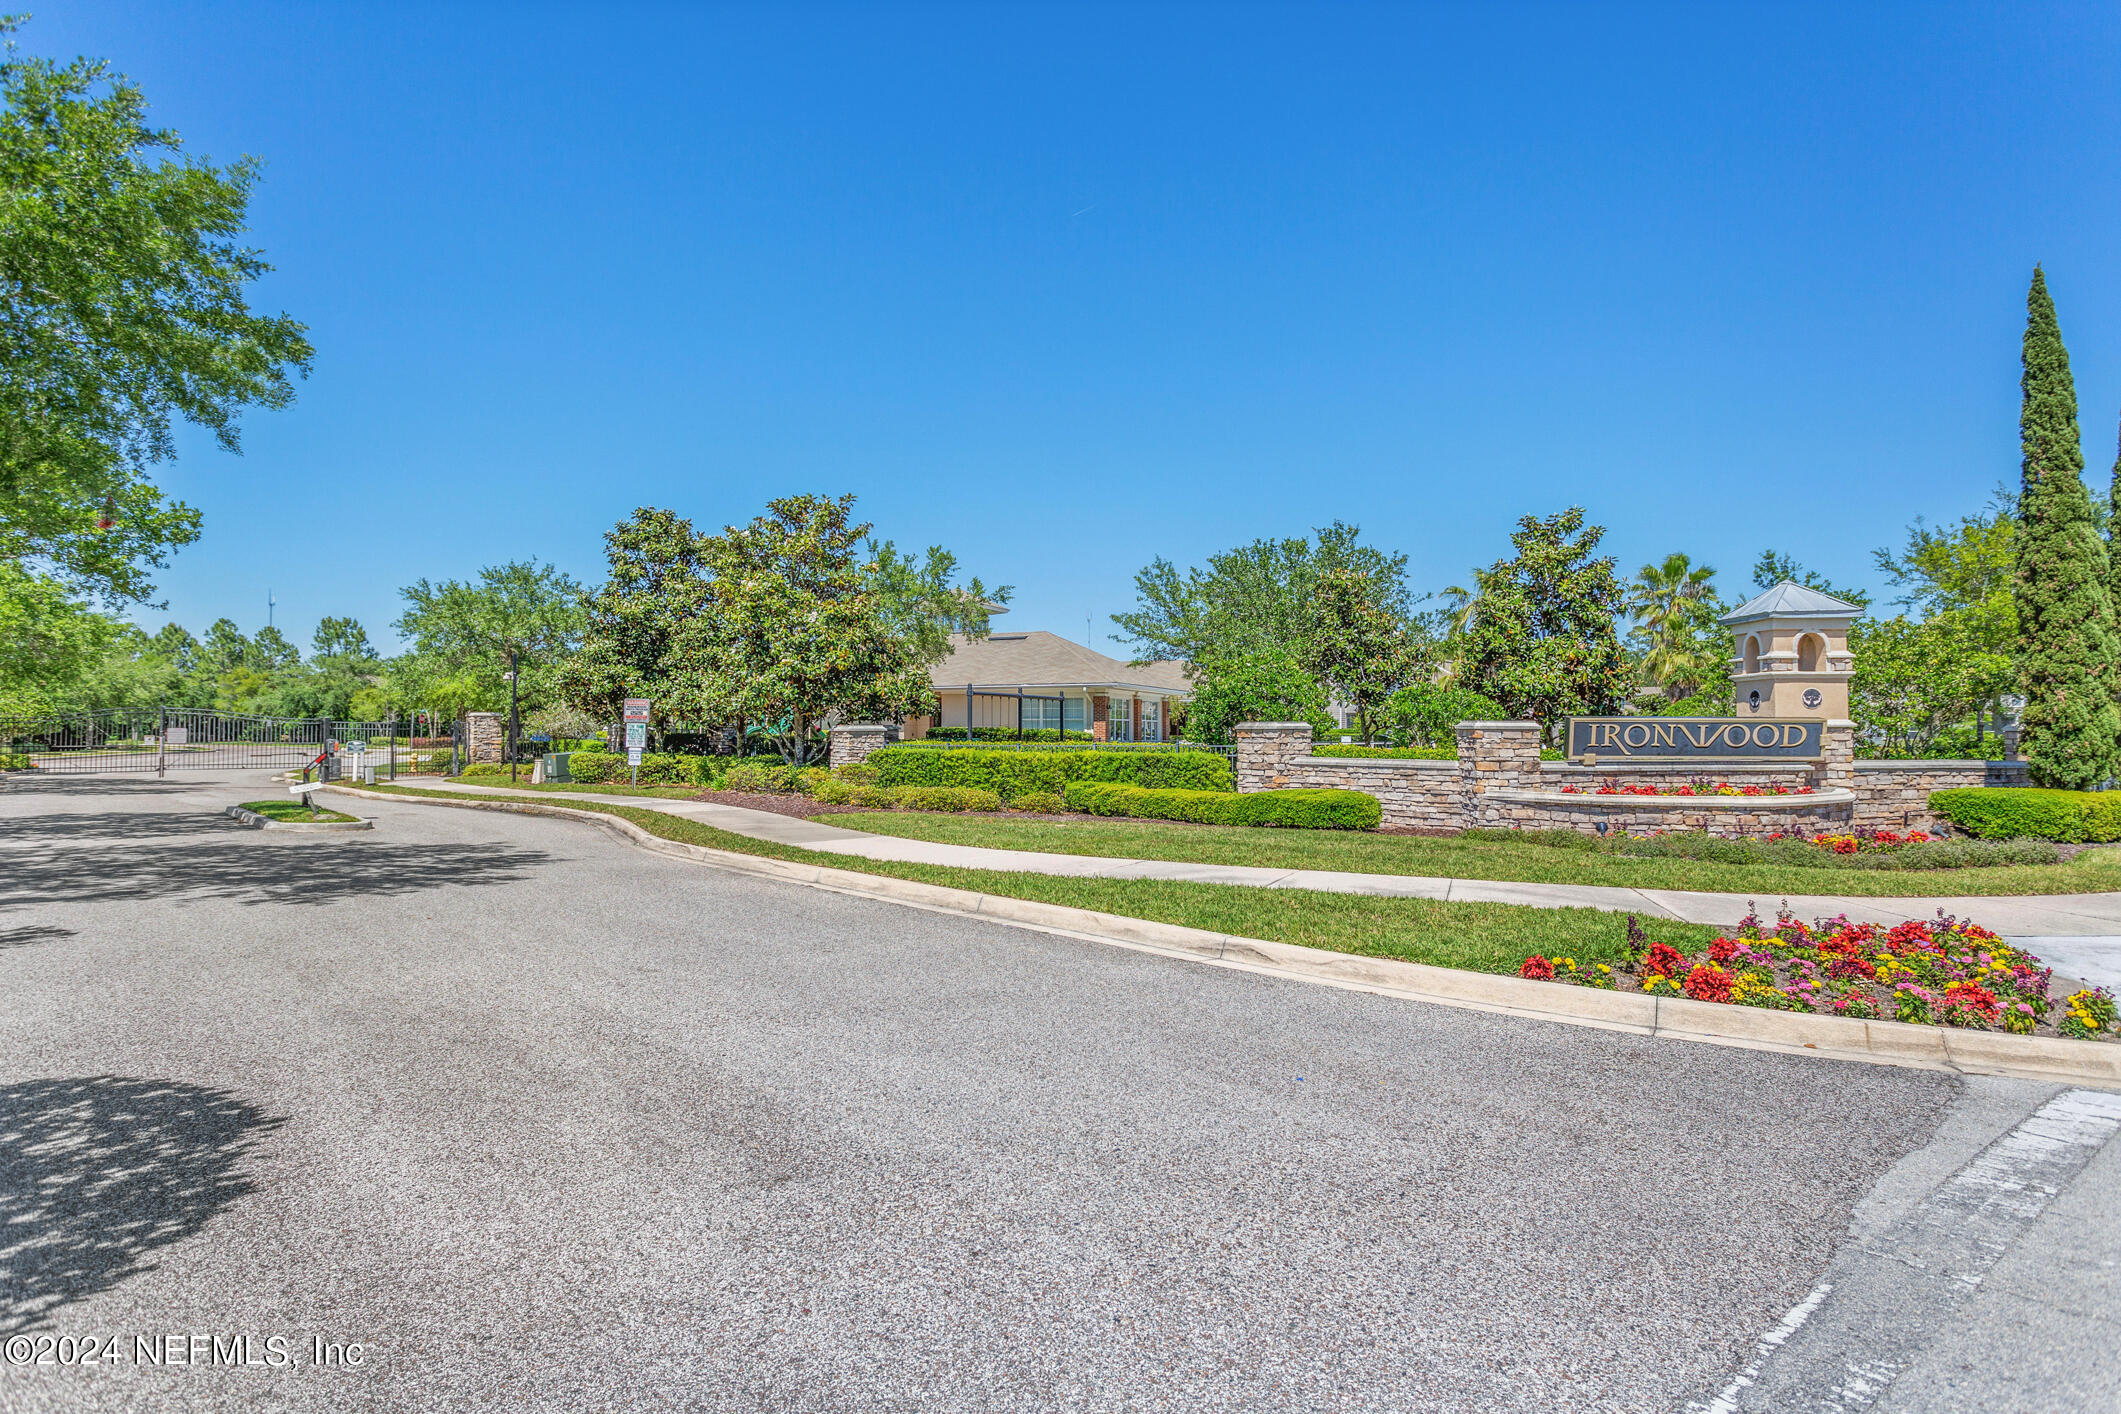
[{"x1": 929, "y1": 632, "x2": 1193, "y2": 695}]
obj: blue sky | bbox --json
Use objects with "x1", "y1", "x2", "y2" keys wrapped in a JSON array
[{"x1": 32, "y1": 2, "x2": 2121, "y2": 654}]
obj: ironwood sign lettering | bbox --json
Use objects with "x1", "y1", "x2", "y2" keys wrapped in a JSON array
[{"x1": 1566, "y1": 717, "x2": 1823, "y2": 760}]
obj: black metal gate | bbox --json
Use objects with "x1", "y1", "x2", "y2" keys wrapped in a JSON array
[{"x1": 0, "y1": 709, "x2": 436, "y2": 776}]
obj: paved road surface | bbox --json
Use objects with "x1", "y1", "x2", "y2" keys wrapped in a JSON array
[{"x1": 0, "y1": 772, "x2": 2113, "y2": 1413}]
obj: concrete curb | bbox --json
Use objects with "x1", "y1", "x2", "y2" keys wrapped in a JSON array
[
  {"x1": 325, "y1": 784, "x2": 2121, "y2": 1089},
  {"x1": 227, "y1": 803, "x2": 374, "y2": 832}
]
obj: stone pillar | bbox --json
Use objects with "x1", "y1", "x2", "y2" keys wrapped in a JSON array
[
  {"x1": 1814, "y1": 720, "x2": 1856, "y2": 793},
  {"x1": 829, "y1": 723, "x2": 891, "y2": 770},
  {"x1": 1456, "y1": 720, "x2": 1543, "y2": 828},
  {"x1": 1233, "y1": 722, "x2": 1314, "y2": 792},
  {"x1": 2002, "y1": 725, "x2": 2021, "y2": 762},
  {"x1": 464, "y1": 711, "x2": 505, "y2": 765}
]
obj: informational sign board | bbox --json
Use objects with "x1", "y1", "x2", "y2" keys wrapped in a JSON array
[
  {"x1": 624, "y1": 722, "x2": 647, "y2": 751},
  {"x1": 1566, "y1": 717, "x2": 1823, "y2": 761},
  {"x1": 348, "y1": 741, "x2": 367, "y2": 755},
  {"x1": 627, "y1": 748, "x2": 644, "y2": 768},
  {"x1": 164, "y1": 727, "x2": 189, "y2": 746},
  {"x1": 623, "y1": 698, "x2": 652, "y2": 724}
]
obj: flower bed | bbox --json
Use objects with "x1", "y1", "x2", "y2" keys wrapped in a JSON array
[
  {"x1": 1517, "y1": 908, "x2": 2118, "y2": 1041},
  {"x1": 1558, "y1": 780, "x2": 1814, "y2": 797}
]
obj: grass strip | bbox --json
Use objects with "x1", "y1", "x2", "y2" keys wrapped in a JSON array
[
  {"x1": 821, "y1": 811, "x2": 2121, "y2": 899},
  {"x1": 350, "y1": 782, "x2": 1717, "y2": 974},
  {"x1": 239, "y1": 798, "x2": 360, "y2": 823}
]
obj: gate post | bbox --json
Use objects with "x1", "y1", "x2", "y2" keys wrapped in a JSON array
[{"x1": 157, "y1": 707, "x2": 167, "y2": 778}]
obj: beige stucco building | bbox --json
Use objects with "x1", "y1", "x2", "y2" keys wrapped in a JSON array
[{"x1": 911, "y1": 631, "x2": 1193, "y2": 741}]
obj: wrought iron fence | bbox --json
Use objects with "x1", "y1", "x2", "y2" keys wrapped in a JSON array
[
  {"x1": 0, "y1": 709, "x2": 454, "y2": 777},
  {"x1": 895, "y1": 738, "x2": 1236, "y2": 759}
]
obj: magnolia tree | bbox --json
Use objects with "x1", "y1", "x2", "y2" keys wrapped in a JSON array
[
  {"x1": 1458, "y1": 508, "x2": 1632, "y2": 745},
  {"x1": 557, "y1": 507, "x2": 717, "y2": 743},
  {"x1": 685, "y1": 495, "x2": 965, "y2": 763},
  {"x1": 1298, "y1": 565, "x2": 1430, "y2": 746}
]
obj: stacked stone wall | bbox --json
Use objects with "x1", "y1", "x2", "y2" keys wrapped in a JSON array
[
  {"x1": 1229, "y1": 722, "x2": 2033, "y2": 838},
  {"x1": 1851, "y1": 760, "x2": 2031, "y2": 832},
  {"x1": 829, "y1": 724, "x2": 893, "y2": 770},
  {"x1": 1282, "y1": 757, "x2": 1463, "y2": 831}
]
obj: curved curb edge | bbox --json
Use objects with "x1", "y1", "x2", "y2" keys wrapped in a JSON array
[
  {"x1": 227, "y1": 803, "x2": 373, "y2": 832},
  {"x1": 324, "y1": 784, "x2": 2121, "y2": 1090}
]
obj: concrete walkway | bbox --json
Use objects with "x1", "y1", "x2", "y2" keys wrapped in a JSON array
[{"x1": 408, "y1": 778, "x2": 2121, "y2": 940}]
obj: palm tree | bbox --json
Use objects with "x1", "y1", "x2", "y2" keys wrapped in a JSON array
[{"x1": 1629, "y1": 554, "x2": 1721, "y2": 701}]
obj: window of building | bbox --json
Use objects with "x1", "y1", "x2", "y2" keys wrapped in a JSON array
[{"x1": 1141, "y1": 701, "x2": 1161, "y2": 742}]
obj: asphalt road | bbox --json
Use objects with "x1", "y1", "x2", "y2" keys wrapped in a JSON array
[{"x1": 0, "y1": 771, "x2": 2111, "y2": 1413}]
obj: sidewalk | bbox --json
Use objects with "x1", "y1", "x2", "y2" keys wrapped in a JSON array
[{"x1": 409, "y1": 779, "x2": 2121, "y2": 943}]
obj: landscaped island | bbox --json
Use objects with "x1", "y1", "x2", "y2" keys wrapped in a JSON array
[{"x1": 1519, "y1": 908, "x2": 2118, "y2": 1042}]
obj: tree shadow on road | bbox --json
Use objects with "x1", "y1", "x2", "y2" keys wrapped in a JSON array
[
  {"x1": 0, "y1": 925, "x2": 74, "y2": 948},
  {"x1": 0, "y1": 812, "x2": 249, "y2": 844},
  {"x1": 0, "y1": 838, "x2": 558, "y2": 910},
  {"x1": 0, "y1": 1077, "x2": 287, "y2": 1335},
  {"x1": 0, "y1": 775, "x2": 208, "y2": 797}
]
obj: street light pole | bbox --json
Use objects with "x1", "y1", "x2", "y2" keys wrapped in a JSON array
[{"x1": 508, "y1": 646, "x2": 521, "y2": 784}]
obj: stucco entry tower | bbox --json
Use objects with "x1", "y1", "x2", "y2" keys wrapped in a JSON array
[{"x1": 1720, "y1": 581, "x2": 1861, "y2": 720}]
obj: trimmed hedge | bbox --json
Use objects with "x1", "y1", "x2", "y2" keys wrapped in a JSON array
[
  {"x1": 870, "y1": 745, "x2": 1233, "y2": 798},
  {"x1": 565, "y1": 749, "x2": 719, "y2": 787},
  {"x1": 1012, "y1": 791, "x2": 1065, "y2": 813},
  {"x1": 0, "y1": 752, "x2": 31, "y2": 770},
  {"x1": 1929, "y1": 787, "x2": 2121, "y2": 843},
  {"x1": 1066, "y1": 781, "x2": 1240, "y2": 824},
  {"x1": 725, "y1": 760, "x2": 810, "y2": 793},
  {"x1": 1062, "y1": 782, "x2": 1381, "y2": 830},
  {"x1": 922, "y1": 726, "x2": 1094, "y2": 743},
  {"x1": 1311, "y1": 744, "x2": 1456, "y2": 760},
  {"x1": 1311, "y1": 742, "x2": 1568, "y2": 762}
]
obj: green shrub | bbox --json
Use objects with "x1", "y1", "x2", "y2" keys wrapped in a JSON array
[
  {"x1": 810, "y1": 778, "x2": 857, "y2": 805},
  {"x1": 794, "y1": 766, "x2": 833, "y2": 796},
  {"x1": 1011, "y1": 791, "x2": 1065, "y2": 813},
  {"x1": 0, "y1": 752, "x2": 27, "y2": 770},
  {"x1": 1064, "y1": 781, "x2": 1240, "y2": 824},
  {"x1": 1311, "y1": 744, "x2": 1457, "y2": 759},
  {"x1": 1929, "y1": 787, "x2": 2105, "y2": 842},
  {"x1": 566, "y1": 750, "x2": 619, "y2": 784},
  {"x1": 1384, "y1": 683, "x2": 1505, "y2": 747},
  {"x1": 834, "y1": 761, "x2": 880, "y2": 785},
  {"x1": 1229, "y1": 788, "x2": 1381, "y2": 829},
  {"x1": 897, "y1": 785, "x2": 1005, "y2": 812},
  {"x1": 851, "y1": 784, "x2": 906, "y2": 808},
  {"x1": 1061, "y1": 782, "x2": 1380, "y2": 829},
  {"x1": 725, "y1": 761, "x2": 795, "y2": 793},
  {"x1": 871, "y1": 745, "x2": 1232, "y2": 797}
]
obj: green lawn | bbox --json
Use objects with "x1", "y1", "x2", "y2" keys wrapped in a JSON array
[
  {"x1": 240, "y1": 798, "x2": 360, "y2": 823},
  {"x1": 351, "y1": 782, "x2": 1716, "y2": 974},
  {"x1": 819, "y1": 812, "x2": 2121, "y2": 898}
]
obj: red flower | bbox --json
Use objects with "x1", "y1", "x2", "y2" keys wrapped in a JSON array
[
  {"x1": 1641, "y1": 942, "x2": 1687, "y2": 978},
  {"x1": 1942, "y1": 981, "x2": 2001, "y2": 1025},
  {"x1": 1708, "y1": 936, "x2": 1739, "y2": 963},
  {"x1": 1886, "y1": 920, "x2": 1933, "y2": 950},
  {"x1": 1519, "y1": 955, "x2": 1556, "y2": 980},
  {"x1": 1683, "y1": 963, "x2": 1734, "y2": 1004}
]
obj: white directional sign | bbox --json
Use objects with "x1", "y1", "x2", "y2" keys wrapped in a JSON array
[{"x1": 627, "y1": 748, "x2": 643, "y2": 767}]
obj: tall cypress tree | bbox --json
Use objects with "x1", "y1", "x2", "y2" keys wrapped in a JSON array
[{"x1": 2014, "y1": 266, "x2": 2120, "y2": 789}]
